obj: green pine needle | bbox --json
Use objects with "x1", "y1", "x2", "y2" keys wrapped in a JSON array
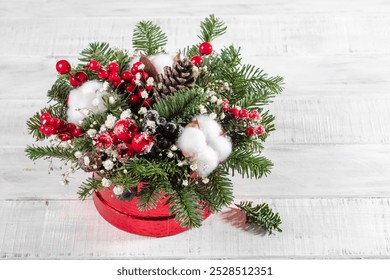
[
  {"x1": 132, "y1": 21, "x2": 168, "y2": 55},
  {"x1": 198, "y1": 14, "x2": 227, "y2": 42},
  {"x1": 236, "y1": 201, "x2": 282, "y2": 234},
  {"x1": 25, "y1": 145, "x2": 75, "y2": 161}
]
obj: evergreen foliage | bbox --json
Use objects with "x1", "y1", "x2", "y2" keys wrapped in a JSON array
[
  {"x1": 236, "y1": 201, "x2": 282, "y2": 234},
  {"x1": 132, "y1": 21, "x2": 168, "y2": 55}
]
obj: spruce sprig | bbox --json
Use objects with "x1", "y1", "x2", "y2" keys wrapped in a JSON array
[
  {"x1": 25, "y1": 145, "x2": 75, "y2": 161},
  {"x1": 198, "y1": 14, "x2": 227, "y2": 42},
  {"x1": 236, "y1": 201, "x2": 282, "y2": 234},
  {"x1": 132, "y1": 21, "x2": 168, "y2": 55},
  {"x1": 79, "y1": 42, "x2": 115, "y2": 65}
]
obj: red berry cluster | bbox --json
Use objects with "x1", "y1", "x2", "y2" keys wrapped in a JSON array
[
  {"x1": 220, "y1": 99, "x2": 265, "y2": 138},
  {"x1": 55, "y1": 59, "x2": 89, "y2": 88},
  {"x1": 93, "y1": 119, "x2": 154, "y2": 161},
  {"x1": 39, "y1": 112, "x2": 84, "y2": 141},
  {"x1": 190, "y1": 41, "x2": 213, "y2": 67},
  {"x1": 124, "y1": 61, "x2": 154, "y2": 108}
]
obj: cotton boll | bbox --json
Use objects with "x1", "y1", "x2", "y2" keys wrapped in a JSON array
[
  {"x1": 196, "y1": 115, "x2": 222, "y2": 140},
  {"x1": 195, "y1": 146, "x2": 219, "y2": 177},
  {"x1": 208, "y1": 135, "x2": 232, "y2": 162},
  {"x1": 148, "y1": 53, "x2": 175, "y2": 74},
  {"x1": 67, "y1": 80, "x2": 107, "y2": 124},
  {"x1": 176, "y1": 127, "x2": 207, "y2": 156}
]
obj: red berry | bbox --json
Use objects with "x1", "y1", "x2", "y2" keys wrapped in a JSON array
[
  {"x1": 190, "y1": 55, "x2": 204, "y2": 66},
  {"x1": 59, "y1": 133, "x2": 73, "y2": 141},
  {"x1": 131, "y1": 61, "x2": 144, "y2": 74},
  {"x1": 39, "y1": 124, "x2": 46, "y2": 134},
  {"x1": 141, "y1": 71, "x2": 149, "y2": 81},
  {"x1": 88, "y1": 60, "x2": 100, "y2": 71},
  {"x1": 40, "y1": 112, "x2": 52, "y2": 123},
  {"x1": 245, "y1": 127, "x2": 255, "y2": 138},
  {"x1": 138, "y1": 89, "x2": 148, "y2": 99},
  {"x1": 108, "y1": 72, "x2": 121, "y2": 83},
  {"x1": 199, "y1": 42, "x2": 213, "y2": 55},
  {"x1": 48, "y1": 118, "x2": 61, "y2": 129},
  {"x1": 56, "y1": 60, "x2": 71, "y2": 74},
  {"x1": 67, "y1": 123, "x2": 76, "y2": 133},
  {"x1": 111, "y1": 80, "x2": 122, "y2": 88},
  {"x1": 125, "y1": 83, "x2": 135, "y2": 93},
  {"x1": 129, "y1": 94, "x2": 140, "y2": 104},
  {"x1": 249, "y1": 110, "x2": 260, "y2": 120},
  {"x1": 71, "y1": 126, "x2": 84, "y2": 137},
  {"x1": 255, "y1": 125, "x2": 266, "y2": 135},
  {"x1": 222, "y1": 99, "x2": 230, "y2": 111},
  {"x1": 229, "y1": 107, "x2": 240, "y2": 118},
  {"x1": 121, "y1": 70, "x2": 133, "y2": 81},
  {"x1": 94, "y1": 133, "x2": 113, "y2": 151},
  {"x1": 145, "y1": 85, "x2": 154, "y2": 91},
  {"x1": 131, "y1": 133, "x2": 154, "y2": 154},
  {"x1": 58, "y1": 119, "x2": 67, "y2": 132},
  {"x1": 42, "y1": 126, "x2": 56, "y2": 136},
  {"x1": 113, "y1": 119, "x2": 139, "y2": 143},
  {"x1": 70, "y1": 71, "x2": 88, "y2": 87},
  {"x1": 130, "y1": 75, "x2": 138, "y2": 85},
  {"x1": 108, "y1": 62, "x2": 119, "y2": 72},
  {"x1": 97, "y1": 69, "x2": 109, "y2": 79},
  {"x1": 143, "y1": 98, "x2": 153, "y2": 107},
  {"x1": 239, "y1": 109, "x2": 249, "y2": 119},
  {"x1": 65, "y1": 95, "x2": 69, "y2": 105}
]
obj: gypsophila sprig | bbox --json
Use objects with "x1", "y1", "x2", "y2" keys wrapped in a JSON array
[{"x1": 25, "y1": 15, "x2": 284, "y2": 235}]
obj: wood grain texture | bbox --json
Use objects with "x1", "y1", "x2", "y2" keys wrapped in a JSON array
[
  {"x1": 2, "y1": 144, "x2": 389, "y2": 200},
  {"x1": 1, "y1": 198, "x2": 389, "y2": 259},
  {"x1": 1, "y1": 0, "x2": 390, "y2": 18},
  {"x1": 1, "y1": 16, "x2": 390, "y2": 57}
]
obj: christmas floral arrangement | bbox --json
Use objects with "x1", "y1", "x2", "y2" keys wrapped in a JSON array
[{"x1": 26, "y1": 15, "x2": 283, "y2": 234}]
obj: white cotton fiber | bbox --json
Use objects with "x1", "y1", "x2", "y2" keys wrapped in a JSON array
[
  {"x1": 196, "y1": 115, "x2": 222, "y2": 140},
  {"x1": 176, "y1": 127, "x2": 207, "y2": 155},
  {"x1": 208, "y1": 136, "x2": 232, "y2": 162},
  {"x1": 195, "y1": 146, "x2": 219, "y2": 177},
  {"x1": 67, "y1": 80, "x2": 107, "y2": 124},
  {"x1": 149, "y1": 53, "x2": 175, "y2": 74}
]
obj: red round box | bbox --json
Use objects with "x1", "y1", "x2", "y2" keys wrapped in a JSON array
[{"x1": 93, "y1": 184, "x2": 211, "y2": 237}]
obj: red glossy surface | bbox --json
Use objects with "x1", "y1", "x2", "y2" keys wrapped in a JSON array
[{"x1": 93, "y1": 185, "x2": 211, "y2": 237}]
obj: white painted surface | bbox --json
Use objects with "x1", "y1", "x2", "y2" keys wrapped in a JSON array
[{"x1": 1, "y1": 0, "x2": 389, "y2": 258}]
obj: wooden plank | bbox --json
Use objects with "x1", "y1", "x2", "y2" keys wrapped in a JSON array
[
  {"x1": 2, "y1": 54, "x2": 390, "y2": 100},
  {"x1": 1, "y1": 198, "x2": 389, "y2": 258},
  {"x1": 3, "y1": 144, "x2": 390, "y2": 199},
  {"x1": 1, "y1": 16, "x2": 390, "y2": 57},
  {"x1": 1, "y1": 0, "x2": 390, "y2": 18}
]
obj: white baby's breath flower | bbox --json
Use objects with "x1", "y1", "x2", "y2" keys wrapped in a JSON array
[
  {"x1": 101, "y1": 178, "x2": 111, "y2": 188},
  {"x1": 74, "y1": 151, "x2": 82, "y2": 159},
  {"x1": 170, "y1": 145, "x2": 178, "y2": 151},
  {"x1": 83, "y1": 156, "x2": 90, "y2": 166},
  {"x1": 167, "y1": 151, "x2": 174, "y2": 158},
  {"x1": 105, "y1": 114, "x2": 117, "y2": 129},
  {"x1": 199, "y1": 105, "x2": 207, "y2": 114},
  {"x1": 146, "y1": 77, "x2": 154, "y2": 86},
  {"x1": 87, "y1": 129, "x2": 97, "y2": 137},
  {"x1": 99, "y1": 124, "x2": 107, "y2": 133},
  {"x1": 209, "y1": 112, "x2": 217, "y2": 120},
  {"x1": 216, "y1": 99, "x2": 223, "y2": 106},
  {"x1": 220, "y1": 112, "x2": 226, "y2": 120},
  {"x1": 202, "y1": 178, "x2": 210, "y2": 184},
  {"x1": 103, "y1": 159, "x2": 114, "y2": 170},
  {"x1": 113, "y1": 185, "x2": 124, "y2": 195},
  {"x1": 210, "y1": 95, "x2": 218, "y2": 103},
  {"x1": 177, "y1": 161, "x2": 185, "y2": 167},
  {"x1": 190, "y1": 163, "x2": 198, "y2": 171},
  {"x1": 120, "y1": 109, "x2": 132, "y2": 120},
  {"x1": 182, "y1": 180, "x2": 188, "y2": 186},
  {"x1": 108, "y1": 96, "x2": 116, "y2": 104},
  {"x1": 138, "y1": 107, "x2": 147, "y2": 115}
]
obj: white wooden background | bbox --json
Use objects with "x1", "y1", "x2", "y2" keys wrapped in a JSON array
[{"x1": 1, "y1": 0, "x2": 390, "y2": 259}]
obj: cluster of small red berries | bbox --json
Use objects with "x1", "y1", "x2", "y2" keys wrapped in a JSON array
[
  {"x1": 221, "y1": 99, "x2": 265, "y2": 138},
  {"x1": 190, "y1": 42, "x2": 213, "y2": 66},
  {"x1": 56, "y1": 60, "x2": 89, "y2": 87},
  {"x1": 39, "y1": 112, "x2": 84, "y2": 141}
]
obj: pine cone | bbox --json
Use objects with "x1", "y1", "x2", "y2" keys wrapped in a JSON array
[
  {"x1": 78, "y1": 152, "x2": 103, "y2": 172},
  {"x1": 156, "y1": 54, "x2": 195, "y2": 97}
]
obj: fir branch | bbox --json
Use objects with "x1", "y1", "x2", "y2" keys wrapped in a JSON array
[
  {"x1": 80, "y1": 112, "x2": 106, "y2": 131},
  {"x1": 224, "y1": 150, "x2": 273, "y2": 179},
  {"x1": 132, "y1": 21, "x2": 168, "y2": 56},
  {"x1": 198, "y1": 14, "x2": 227, "y2": 42},
  {"x1": 220, "y1": 45, "x2": 242, "y2": 67},
  {"x1": 25, "y1": 145, "x2": 75, "y2": 161},
  {"x1": 207, "y1": 168, "x2": 234, "y2": 211},
  {"x1": 47, "y1": 79, "x2": 72, "y2": 104},
  {"x1": 168, "y1": 188, "x2": 203, "y2": 228},
  {"x1": 236, "y1": 201, "x2": 282, "y2": 234},
  {"x1": 137, "y1": 183, "x2": 162, "y2": 211},
  {"x1": 79, "y1": 42, "x2": 115, "y2": 65},
  {"x1": 102, "y1": 94, "x2": 128, "y2": 116},
  {"x1": 78, "y1": 177, "x2": 104, "y2": 200},
  {"x1": 71, "y1": 137, "x2": 94, "y2": 153}
]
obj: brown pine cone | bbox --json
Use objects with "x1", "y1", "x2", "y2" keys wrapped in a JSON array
[
  {"x1": 78, "y1": 152, "x2": 103, "y2": 172},
  {"x1": 156, "y1": 54, "x2": 195, "y2": 97}
]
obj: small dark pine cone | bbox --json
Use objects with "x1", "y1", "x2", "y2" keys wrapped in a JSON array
[
  {"x1": 78, "y1": 152, "x2": 103, "y2": 172},
  {"x1": 156, "y1": 54, "x2": 195, "y2": 97}
]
